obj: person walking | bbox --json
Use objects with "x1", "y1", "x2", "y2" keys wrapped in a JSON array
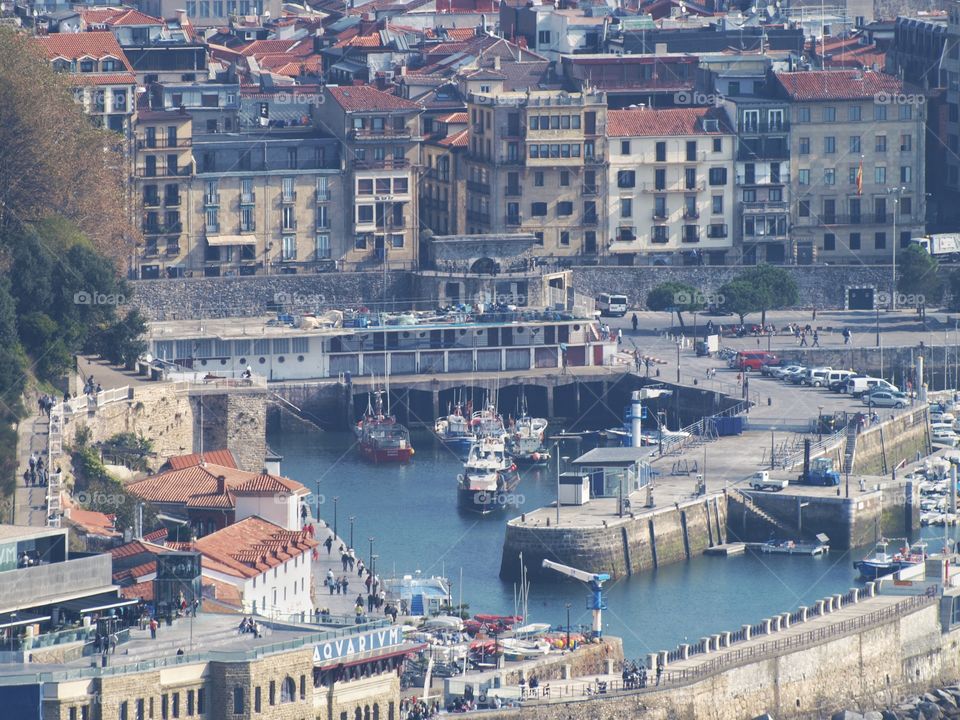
[
  {"x1": 812, "y1": 330, "x2": 820, "y2": 347},
  {"x1": 149, "y1": 618, "x2": 158, "y2": 640},
  {"x1": 799, "y1": 331, "x2": 807, "y2": 347},
  {"x1": 631, "y1": 313, "x2": 638, "y2": 332},
  {"x1": 324, "y1": 536, "x2": 333, "y2": 555}
]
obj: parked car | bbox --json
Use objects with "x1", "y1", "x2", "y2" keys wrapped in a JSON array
[
  {"x1": 772, "y1": 364, "x2": 803, "y2": 379},
  {"x1": 864, "y1": 391, "x2": 907, "y2": 408},
  {"x1": 845, "y1": 376, "x2": 898, "y2": 398},
  {"x1": 736, "y1": 351, "x2": 779, "y2": 372},
  {"x1": 760, "y1": 359, "x2": 785, "y2": 376},
  {"x1": 825, "y1": 370, "x2": 855, "y2": 391},
  {"x1": 802, "y1": 367, "x2": 833, "y2": 387},
  {"x1": 780, "y1": 366, "x2": 807, "y2": 382}
]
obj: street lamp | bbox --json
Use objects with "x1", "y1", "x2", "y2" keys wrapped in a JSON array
[
  {"x1": 368, "y1": 537, "x2": 375, "y2": 570},
  {"x1": 888, "y1": 186, "x2": 907, "y2": 311},
  {"x1": 349, "y1": 516, "x2": 355, "y2": 549},
  {"x1": 817, "y1": 405, "x2": 824, "y2": 442},
  {"x1": 876, "y1": 300, "x2": 881, "y2": 348},
  {"x1": 333, "y1": 496, "x2": 339, "y2": 541},
  {"x1": 676, "y1": 340, "x2": 681, "y2": 383},
  {"x1": 565, "y1": 603, "x2": 571, "y2": 651},
  {"x1": 371, "y1": 554, "x2": 378, "y2": 579}
]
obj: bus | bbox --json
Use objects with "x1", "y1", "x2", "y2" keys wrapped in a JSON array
[{"x1": 597, "y1": 293, "x2": 628, "y2": 317}]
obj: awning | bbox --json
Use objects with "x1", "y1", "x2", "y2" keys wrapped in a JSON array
[
  {"x1": 58, "y1": 594, "x2": 140, "y2": 615},
  {"x1": 315, "y1": 642, "x2": 426, "y2": 671},
  {"x1": 0, "y1": 585, "x2": 120, "y2": 616},
  {"x1": 206, "y1": 235, "x2": 257, "y2": 247},
  {"x1": 330, "y1": 60, "x2": 366, "y2": 74},
  {"x1": 0, "y1": 613, "x2": 50, "y2": 629}
]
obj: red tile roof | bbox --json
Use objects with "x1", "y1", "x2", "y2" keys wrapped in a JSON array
[
  {"x1": 437, "y1": 111, "x2": 467, "y2": 123},
  {"x1": 194, "y1": 516, "x2": 318, "y2": 578},
  {"x1": 66, "y1": 72, "x2": 137, "y2": 86},
  {"x1": 67, "y1": 508, "x2": 120, "y2": 538},
  {"x1": 35, "y1": 31, "x2": 132, "y2": 69},
  {"x1": 167, "y1": 449, "x2": 237, "y2": 470},
  {"x1": 775, "y1": 69, "x2": 903, "y2": 101},
  {"x1": 334, "y1": 33, "x2": 383, "y2": 48},
  {"x1": 327, "y1": 85, "x2": 420, "y2": 112},
  {"x1": 607, "y1": 106, "x2": 732, "y2": 137},
  {"x1": 104, "y1": 9, "x2": 163, "y2": 25},
  {"x1": 438, "y1": 128, "x2": 469, "y2": 147}
]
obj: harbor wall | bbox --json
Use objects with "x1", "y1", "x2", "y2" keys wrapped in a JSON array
[
  {"x1": 469, "y1": 600, "x2": 956, "y2": 720},
  {"x1": 500, "y1": 496, "x2": 727, "y2": 581},
  {"x1": 850, "y1": 407, "x2": 931, "y2": 476}
]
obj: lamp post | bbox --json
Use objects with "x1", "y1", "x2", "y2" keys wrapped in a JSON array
[
  {"x1": 556, "y1": 455, "x2": 571, "y2": 525},
  {"x1": 676, "y1": 340, "x2": 681, "y2": 383},
  {"x1": 565, "y1": 603, "x2": 571, "y2": 651},
  {"x1": 876, "y1": 299, "x2": 881, "y2": 348},
  {"x1": 371, "y1": 554, "x2": 378, "y2": 579},
  {"x1": 888, "y1": 186, "x2": 907, "y2": 311},
  {"x1": 315, "y1": 477, "x2": 321, "y2": 521},
  {"x1": 368, "y1": 537, "x2": 375, "y2": 570},
  {"x1": 349, "y1": 516, "x2": 355, "y2": 549},
  {"x1": 333, "y1": 496, "x2": 339, "y2": 541},
  {"x1": 817, "y1": 405, "x2": 824, "y2": 442}
]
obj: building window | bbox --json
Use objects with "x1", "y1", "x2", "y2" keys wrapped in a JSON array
[
  {"x1": 620, "y1": 198, "x2": 632, "y2": 218},
  {"x1": 876, "y1": 135, "x2": 887, "y2": 152},
  {"x1": 534, "y1": 172, "x2": 544, "y2": 187},
  {"x1": 557, "y1": 201, "x2": 573, "y2": 216},
  {"x1": 654, "y1": 168, "x2": 666, "y2": 190},
  {"x1": 560, "y1": 231, "x2": 570, "y2": 246},
  {"x1": 742, "y1": 189, "x2": 756, "y2": 202},
  {"x1": 391, "y1": 234, "x2": 404, "y2": 249},
  {"x1": 824, "y1": 137, "x2": 836, "y2": 154},
  {"x1": 255, "y1": 688, "x2": 262, "y2": 713},
  {"x1": 713, "y1": 138, "x2": 722, "y2": 152},
  {"x1": 537, "y1": 30, "x2": 551, "y2": 44},
  {"x1": 281, "y1": 677, "x2": 295, "y2": 703},
  {"x1": 655, "y1": 142, "x2": 666, "y2": 162},
  {"x1": 711, "y1": 195, "x2": 723, "y2": 214},
  {"x1": 620, "y1": 140, "x2": 631, "y2": 155},
  {"x1": 875, "y1": 166, "x2": 886, "y2": 184},
  {"x1": 824, "y1": 168, "x2": 835, "y2": 185},
  {"x1": 901, "y1": 197, "x2": 912, "y2": 216},
  {"x1": 233, "y1": 688, "x2": 243, "y2": 714},
  {"x1": 848, "y1": 105, "x2": 861, "y2": 121},
  {"x1": 560, "y1": 171, "x2": 569, "y2": 186},
  {"x1": 317, "y1": 205, "x2": 329, "y2": 229},
  {"x1": 769, "y1": 188, "x2": 782, "y2": 202},
  {"x1": 282, "y1": 235, "x2": 297, "y2": 261},
  {"x1": 822, "y1": 107, "x2": 836, "y2": 122},
  {"x1": 824, "y1": 233, "x2": 836, "y2": 251},
  {"x1": 316, "y1": 234, "x2": 331, "y2": 258},
  {"x1": 708, "y1": 168, "x2": 727, "y2": 186},
  {"x1": 875, "y1": 232, "x2": 886, "y2": 249},
  {"x1": 900, "y1": 134, "x2": 912, "y2": 151},
  {"x1": 282, "y1": 206, "x2": 296, "y2": 231},
  {"x1": 531, "y1": 202, "x2": 547, "y2": 217},
  {"x1": 798, "y1": 137, "x2": 810, "y2": 155},
  {"x1": 849, "y1": 136, "x2": 860, "y2": 153},
  {"x1": 900, "y1": 166, "x2": 912, "y2": 183},
  {"x1": 797, "y1": 107, "x2": 811, "y2": 123},
  {"x1": 874, "y1": 105, "x2": 887, "y2": 122},
  {"x1": 686, "y1": 141, "x2": 697, "y2": 161},
  {"x1": 357, "y1": 206, "x2": 374, "y2": 224},
  {"x1": 617, "y1": 170, "x2": 635, "y2": 188},
  {"x1": 849, "y1": 167, "x2": 858, "y2": 185},
  {"x1": 798, "y1": 169, "x2": 810, "y2": 186},
  {"x1": 798, "y1": 200, "x2": 810, "y2": 217},
  {"x1": 899, "y1": 105, "x2": 913, "y2": 120},
  {"x1": 850, "y1": 232, "x2": 861, "y2": 250}
]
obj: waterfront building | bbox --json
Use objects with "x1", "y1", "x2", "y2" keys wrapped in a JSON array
[
  {"x1": 126, "y1": 456, "x2": 309, "y2": 536},
  {"x1": 559, "y1": 53, "x2": 702, "y2": 110},
  {"x1": 776, "y1": 69, "x2": 926, "y2": 264},
  {"x1": 146, "y1": 307, "x2": 618, "y2": 382},
  {"x1": 606, "y1": 106, "x2": 736, "y2": 265},
  {"x1": 314, "y1": 85, "x2": 423, "y2": 270},
  {"x1": 421, "y1": 112, "x2": 469, "y2": 237},
  {"x1": 461, "y1": 88, "x2": 608, "y2": 257}
]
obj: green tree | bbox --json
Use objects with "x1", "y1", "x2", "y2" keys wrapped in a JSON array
[
  {"x1": 646, "y1": 282, "x2": 703, "y2": 328},
  {"x1": 737, "y1": 265, "x2": 799, "y2": 326},
  {"x1": 718, "y1": 280, "x2": 765, "y2": 325},
  {"x1": 898, "y1": 244, "x2": 943, "y2": 314},
  {"x1": 87, "y1": 310, "x2": 147, "y2": 367}
]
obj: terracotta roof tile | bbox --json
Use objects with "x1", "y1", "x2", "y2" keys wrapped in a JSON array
[
  {"x1": 327, "y1": 85, "x2": 420, "y2": 112},
  {"x1": 775, "y1": 69, "x2": 903, "y2": 101},
  {"x1": 607, "y1": 106, "x2": 732, "y2": 137},
  {"x1": 194, "y1": 516, "x2": 318, "y2": 578},
  {"x1": 67, "y1": 508, "x2": 120, "y2": 538},
  {"x1": 66, "y1": 72, "x2": 137, "y2": 86},
  {"x1": 334, "y1": 33, "x2": 383, "y2": 48},
  {"x1": 127, "y1": 462, "x2": 306, "y2": 509},
  {"x1": 437, "y1": 111, "x2": 467, "y2": 123},
  {"x1": 438, "y1": 128, "x2": 469, "y2": 147},
  {"x1": 167, "y1": 449, "x2": 237, "y2": 470},
  {"x1": 35, "y1": 31, "x2": 133, "y2": 70},
  {"x1": 105, "y1": 9, "x2": 163, "y2": 25}
]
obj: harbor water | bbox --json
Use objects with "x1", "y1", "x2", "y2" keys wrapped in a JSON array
[{"x1": 271, "y1": 425, "x2": 954, "y2": 660}]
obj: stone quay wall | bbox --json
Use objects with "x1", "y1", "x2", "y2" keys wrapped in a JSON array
[
  {"x1": 469, "y1": 598, "x2": 955, "y2": 720},
  {"x1": 500, "y1": 496, "x2": 727, "y2": 581},
  {"x1": 851, "y1": 407, "x2": 931, "y2": 476},
  {"x1": 193, "y1": 391, "x2": 268, "y2": 473}
]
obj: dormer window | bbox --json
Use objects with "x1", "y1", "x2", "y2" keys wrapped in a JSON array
[
  {"x1": 102, "y1": 59, "x2": 118, "y2": 71},
  {"x1": 79, "y1": 60, "x2": 95, "y2": 72}
]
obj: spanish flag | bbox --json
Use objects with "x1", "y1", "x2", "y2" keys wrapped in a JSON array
[{"x1": 856, "y1": 159, "x2": 863, "y2": 196}]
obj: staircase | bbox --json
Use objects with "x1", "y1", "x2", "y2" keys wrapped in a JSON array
[
  {"x1": 727, "y1": 488, "x2": 803, "y2": 539},
  {"x1": 842, "y1": 424, "x2": 858, "y2": 474}
]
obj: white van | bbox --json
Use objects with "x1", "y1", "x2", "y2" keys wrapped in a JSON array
[
  {"x1": 825, "y1": 370, "x2": 855, "y2": 389},
  {"x1": 598, "y1": 293, "x2": 628, "y2": 317},
  {"x1": 845, "y1": 376, "x2": 897, "y2": 398},
  {"x1": 802, "y1": 367, "x2": 833, "y2": 387}
]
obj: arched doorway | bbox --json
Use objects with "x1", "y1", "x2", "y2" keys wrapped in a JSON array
[{"x1": 470, "y1": 257, "x2": 498, "y2": 274}]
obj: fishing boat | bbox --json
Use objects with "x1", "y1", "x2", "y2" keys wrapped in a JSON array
[
  {"x1": 853, "y1": 539, "x2": 926, "y2": 580},
  {"x1": 499, "y1": 637, "x2": 552, "y2": 659},
  {"x1": 457, "y1": 436, "x2": 519, "y2": 514},
  {"x1": 355, "y1": 390, "x2": 414, "y2": 463},
  {"x1": 507, "y1": 414, "x2": 550, "y2": 465},
  {"x1": 434, "y1": 403, "x2": 474, "y2": 453},
  {"x1": 470, "y1": 402, "x2": 508, "y2": 440}
]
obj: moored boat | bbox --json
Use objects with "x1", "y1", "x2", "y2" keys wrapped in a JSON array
[
  {"x1": 507, "y1": 415, "x2": 550, "y2": 465},
  {"x1": 355, "y1": 390, "x2": 414, "y2": 464},
  {"x1": 434, "y1": 403, "x2": 474, "y2": 454},
  {"x1": 457, "y1": 436, "x2": 519, "y2": 514},
  {"x1": 853, "y1": 539, "x2": 925, "y2": 580}
]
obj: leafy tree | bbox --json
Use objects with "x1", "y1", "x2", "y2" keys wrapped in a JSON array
[
  {"x1": 898, "y1": 244, "x2": 943, "y2": 313},
  {"x1": 737, "y1": 265, "x2": 799, "y2": 326},
  {"x1": 71, "y1": 446, "x2": 158, "y2": 536},
  {"x1": 646, "y1": 282, "x2": 703, "y2": 328},
  {"x1": 87, "y1": 310, "x2": 147, "y2": 367},
  {"x1": 718, "y1": 280, "x2": 764, "y2": 325}
]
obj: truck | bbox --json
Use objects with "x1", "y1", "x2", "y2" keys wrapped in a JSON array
[
  {"x1": 911, "y1": 235, "x2": 960, "y2": 262},
  {"x1": 798, "y1": 457, "x2": 841, "y2": 487},
  {"x1": 749, "y1": 471, "x2": 788, "y2": 491},
  {"x1": 695, "y1": 334, "x2": 719, "y2": 357}
]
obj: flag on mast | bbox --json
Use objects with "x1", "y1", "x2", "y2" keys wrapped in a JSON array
[{"x1": 856, "y1": 158, "x2": 863, "y2": 196}]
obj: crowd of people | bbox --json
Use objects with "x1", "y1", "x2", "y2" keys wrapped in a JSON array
[
  {"x1": 24, "y1": 451, "x2": 58, "y2": 487},
  {"x1": 399, "y1": 697, "x2": 442, "y2": 718}
]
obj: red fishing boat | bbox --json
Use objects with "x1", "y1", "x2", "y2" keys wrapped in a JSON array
[{"x1": 354, "y1": 390, "x2": 414, "y2": 464}]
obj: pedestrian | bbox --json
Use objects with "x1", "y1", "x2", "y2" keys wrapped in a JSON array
[
  {"x1": 341, "y1": 576, "x2": 349, "y2": 594},
  {"x1": 656, "y1": 662, "x2": 663, "y2": 686},
  {"x1": 324, "y1": 536, "x2": 333, "y2": 555},
  {"x1": 300, "y1": 504, "x2": 308, "y2": 525},
  {"x1": 843, "y1": 328, "x2": 851, "y2": 345},
  {"x1": 176, "y1": 648, "x2": 184, "y2": 656},
  {"x1": 812, "y1": 331, "x2": 819, "y2": 347},
  {"x1": 799, "y1": 331, "x2": 807, "y2": 347},
  {"x1": 356, "y1": 559, "x2": 364, "y2": 577},
  {"x1": 812, "y1": 308, "x2": 817, "y2": 321},
  {"x1": 631, "y1": 313, "x2": 638, "y2": 332},
  {"x1": 149, "y1": 618, "x2": 158, "y2": 640},
  {"x1": 617, "y1": 328, "x2": 623, "y2": 345},
  {"x1": 327, "y1": 569, "x2": 335, "y2": 595},
  {"x1": 736, "y1": 373, "x2": 742, "y2": 386},
  {"x1": 367, "y1": 593, "x2": 375, "y2": 612},
  {"x1": 859, "y1": 478, "x2": 866, "y2": 492}
]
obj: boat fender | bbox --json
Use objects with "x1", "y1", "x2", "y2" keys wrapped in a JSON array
[
  {"x1": 410, "y1": 448, "x2": 415, "y2": 456},
  {"x1": 532, "y1": 452, "x2": 540, "y2": 461},
  {"x1": 510, "y1": 464, "x2": 517, "y2": 472}
]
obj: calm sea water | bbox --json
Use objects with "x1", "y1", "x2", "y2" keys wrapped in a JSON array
[{"x1": 270, "y1": 426, "x2": 956, "y2": 659}]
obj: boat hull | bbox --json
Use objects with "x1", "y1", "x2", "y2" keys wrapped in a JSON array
[
  {"x1": 853, "y1": 560, "x2": 898, "y2": 580},
  {"x1": 361, "y1": 445, "x2": 414, "y2": 464},
  {"x1": 439, "y1": 436, "x2": 475, "y2": 454},
  {"x1": 457, "y1": 487, "x2": 509, "y2": 514}
]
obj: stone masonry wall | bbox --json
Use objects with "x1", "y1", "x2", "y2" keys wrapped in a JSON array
[
  {"x1": 852, "y1": 408, "x2": 931, "y2": 476},
  {"x1": 469, "y1": 602, "x2": 956, "y2": 720},
  {"x1": 130, "y1": 272, "x2": 415, "y2": 320},
  {"x1": 194, "y1": 392, "x2": 268, "y2": 473}
]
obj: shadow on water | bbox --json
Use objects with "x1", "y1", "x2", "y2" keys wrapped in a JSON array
[{"x1": 271, "y1": 425, "x2": 888, "y2": 657}]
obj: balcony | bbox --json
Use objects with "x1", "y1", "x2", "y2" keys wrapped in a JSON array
[
  {"x1": 707, "y1": 224, "x2": 729, "y2": 239},
  {"x1": 240, "y1": 223, "x2": 256, "y2": 233},
  {"x1": 506, "y1": 214, "x2": 523, "y2": 226},
  {"x1": 640, "y1": 181, "x2": 706, "y2": 193},
  {"x1": 467, "y1": 180, "x2": 491, "y2": 195},
  {"x1": 736, "y1": 173, "x2": 790, "y2": 185},
  {"x1": 681, "y1": 228, "x2": 701, "y2": 243},
  {"x1": 497, "y1": 155, "x2": 524, "y2": 166},
  {"x1": 142, "y1": 195, "x2": 161, "y2": 208},
  {"x1": 205, "y1": 223, "x2": 221, "y2": 234},
  {"x1": 349, "y1": 128, "x2": 412, "y2": 142},
  {"x1": 801, "y1": 213, "x2": 895, "y2": 226},
  {"x1": 142, "y1": 222, "x2": 182, "y2": 236},
  {"x1": 652, "y1": 210, "x2": 669, "y2": 220},
  {"x1": 164, "y1": 195, "x2": 181, "y2": 207},
  {"x1": 280, "y1": 192, "x2": 297, "y2": 204},
  {"x1": 204, "y1": 193, "x2": 220, "y2": 207},
  {"x1": 738, "y1": 120, "x2": 790, "y2": 134},
  {"x1": 683, "y1": 208, "x2": 700, "y2": 220},
  {"x1": 466, "y1": 210, "x2": 490, "y2": 224},
  {"x1": 583, "y1": 214, "x2": 599, "y2": 226},
  {"x1": 741, "y1": 201, "x2": 788, "y2": 213},
  {"x1": 316, "y1": 189, "x2": 332, "y2": 202},
  {"x1": 166, "y1": 244, "x2": 181, "y2": 255},
  {"x1": 282, "y1": 221, "x2": 298, "y2": 232},
  {"x1": 136, "y1": 136, "x2": 192, "y2": 150},
  {"x1": 505, "y1": 186, "x2": 522, "y2": 197},
  {"x1": 650, "y1": 229, "x2": 670, "y2": 244},
  {"x1": 143, "y1": 244, "x2": 159, "y2": 257},
  {"x1": 240, "y1": 192, "x2": 256, "y2": 205},
  {"x1": 584, "y1": 154, "x2": 605, "y2": 165},
  {"x1": 583, "y1": 185, "x2": 598, "y2": 196},
  {"x1": 352, "y1": 158, "x2": 409, "y2": 170},
  {"x1": 136, "y1": 165, "x2": 191, "y2": 178}
]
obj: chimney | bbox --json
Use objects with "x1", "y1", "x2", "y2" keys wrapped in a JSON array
[
  {"x1": 176, "y1": 8, "x2": 188, "y2": 24},
  {"x1": 494, "y1": 55, "x2": 501, "y2": 70},
  {"x1": 216, "y1": 475, "x2": 227, "y2": 494}
]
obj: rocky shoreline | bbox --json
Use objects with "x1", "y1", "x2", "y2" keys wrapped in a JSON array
[{"x1": 829, "y1": 687, "x2": 960, "y2": 720}]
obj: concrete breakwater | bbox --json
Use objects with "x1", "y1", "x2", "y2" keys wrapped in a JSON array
[
  {"x1": 466, "y1": 592, "x2": 957, "y2": 720},
  {"x1": 500, "y1": 495, "x2": 728, "y2": 581}
]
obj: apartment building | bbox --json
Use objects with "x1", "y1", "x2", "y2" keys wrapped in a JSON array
[
  {"x1": 606, "y1": 107, "x2": 736, "y2": 265},
  {"x1": 314, "y1": 85, "x2": 423, "y2": 269},
  {"x1": 422, "y1": 113, "x2": 469, "y2": 237},
  {"x1": 34, "y1": 31, "x2": 137, "y2": 135},
  {"x1": 133, "y1": 110, "x2": 343, "y2": 278},
  {"x1": 462, "y1": 89, "x2": 608, "y2": 257},
  {"x1": 777, "y1": 70, "x2": 926, "y2": 264},
  {"x1": 726, "y1": 96, "x2": 792, "y2": 264}
]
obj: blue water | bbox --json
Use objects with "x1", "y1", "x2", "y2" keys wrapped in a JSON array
[{"x1": 270, "y1": 426, "x2": 950, "y2": 659}]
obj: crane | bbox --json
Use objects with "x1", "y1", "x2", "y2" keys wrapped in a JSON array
[{"x1": 542, "y1": 559, "x2": 610, "y2": 638}]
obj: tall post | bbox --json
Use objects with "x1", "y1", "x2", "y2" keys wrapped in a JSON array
[
  {"x1": 891, "y1": 196, "x2": 897, "y2": 311},
  {"x1": 951, "y1": 465, "x2": 957, "y2": 515},
  {"x1": 565, "y1": 603, "x2": 571, "y2": 650},
  {"x1": 333, "y1": 496, "x2": 339, "y2": 541},
  {"x1": 368, "y1": 537, "x2": 375, "y2": 570},
  {"x1": 770, "y1": 430, "x2": 775, "y2": 470},
  {"x1": 315, "y1": 478, "x2": 321, "y2": 521},
  {"x1": 556, "y1": 450, "x2": 561, "y2": 526},
  {"x1": 676, "y1": 341, "x2": 681, "y2": 383},
  {"x1": 349, "y1": 516, "x2": 355, "y2": 549}
]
